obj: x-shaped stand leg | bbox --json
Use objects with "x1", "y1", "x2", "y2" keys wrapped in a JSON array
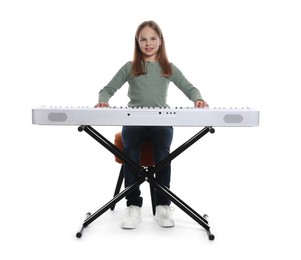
[{"x1": 76, "y1": 125, "x2": 215, "y2": 240}]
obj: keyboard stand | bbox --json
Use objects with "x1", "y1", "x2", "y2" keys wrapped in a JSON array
[{"x1": 76, "y1": 125, "x2": 215, "y2": 240}]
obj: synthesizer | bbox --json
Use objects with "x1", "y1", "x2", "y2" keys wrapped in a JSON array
[{"x1": 32, "y1": 106, "x2": 259, "y2": 127}]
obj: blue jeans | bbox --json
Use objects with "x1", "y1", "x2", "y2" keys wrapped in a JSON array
[{"x1": 122, "y1": 126, "x2": 173, "y2": 207}]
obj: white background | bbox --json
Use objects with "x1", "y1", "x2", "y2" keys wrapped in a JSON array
[{"x1": 1, "y1": 0, "x2": 301, "y2": 259}]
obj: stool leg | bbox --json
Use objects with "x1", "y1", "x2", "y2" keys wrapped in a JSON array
[
  {"x1": 111, "y1": 166, "x2": 124, "y2": 210},
  {"x1": 149, "y1": 183, "x2": 156, "y2": 215}
]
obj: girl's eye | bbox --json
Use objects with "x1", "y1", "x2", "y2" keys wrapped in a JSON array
[{"x1": 139, "y1": 37, "x2": 159, "y2": 42}]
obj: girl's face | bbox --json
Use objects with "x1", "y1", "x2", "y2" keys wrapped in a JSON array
[{"x1": 137, "y1": 26, "x2": 161, "y2": 62}]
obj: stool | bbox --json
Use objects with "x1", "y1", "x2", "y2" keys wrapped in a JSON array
[{"x1": 111, "y1": 132, "x2": 157, "y2": 215}]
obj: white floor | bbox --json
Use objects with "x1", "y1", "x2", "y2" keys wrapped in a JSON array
[{"x1": 2, "y1": 125, "x2": 301, "y2": 259}]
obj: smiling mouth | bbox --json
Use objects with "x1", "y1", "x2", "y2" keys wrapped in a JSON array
[{"x1": 145, "y1": 48, "x2": 154, "y2": 52}]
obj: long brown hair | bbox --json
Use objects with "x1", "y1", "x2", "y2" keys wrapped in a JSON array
[{"x1": 132, "y1": 21, "x2": 172, "y2": 77}]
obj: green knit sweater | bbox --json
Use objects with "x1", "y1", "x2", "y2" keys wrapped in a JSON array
[{"x1": 98, "y1": 61, "x2": 203, "y2": 107}]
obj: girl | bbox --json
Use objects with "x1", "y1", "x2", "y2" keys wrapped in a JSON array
[{"x1": 95, "y1": 21, "x2": 208, "y2": 229}]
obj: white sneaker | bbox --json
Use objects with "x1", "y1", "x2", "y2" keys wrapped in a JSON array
[
  {"x1": 121, "y1": 206, "x2": 142, "y2": 229},
  {"x1": 155, "y1": 205, "x2": 175, "y2": 228}
]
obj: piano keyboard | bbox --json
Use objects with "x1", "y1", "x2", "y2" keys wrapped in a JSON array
[{"x1": 32, "y1": 106, "x2": 259, "y2": 127}]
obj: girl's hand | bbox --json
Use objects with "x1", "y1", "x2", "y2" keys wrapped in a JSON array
[
  {"x1": 194, "y1": 99, "x2": 209, "y2": 108},
  {"x1": 94, "y1": 102, "x2": 110, "y2": 108}
]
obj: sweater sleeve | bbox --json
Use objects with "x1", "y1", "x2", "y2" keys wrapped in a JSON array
[
  {"x1": 170, "y1": 64, "x2": 203, "y2": 102},
  {"x1": 98, "y1": 62, "x2": 131, "y2": 103}
]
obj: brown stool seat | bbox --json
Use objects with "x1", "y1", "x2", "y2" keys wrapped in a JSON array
[{"x1": 114, "y1": 132, "x2": 155, "y2": 166}]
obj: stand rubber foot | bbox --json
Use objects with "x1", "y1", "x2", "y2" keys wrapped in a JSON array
[
  {"x1": 76, "y1": 212, "x2": 91, "y2": 238},
  {"x1": 208, "y1": 234, "x2": 215, "y2": 240},
  {"x1": 203, "y1": 214, "x2": 215, "y2": 240}
]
